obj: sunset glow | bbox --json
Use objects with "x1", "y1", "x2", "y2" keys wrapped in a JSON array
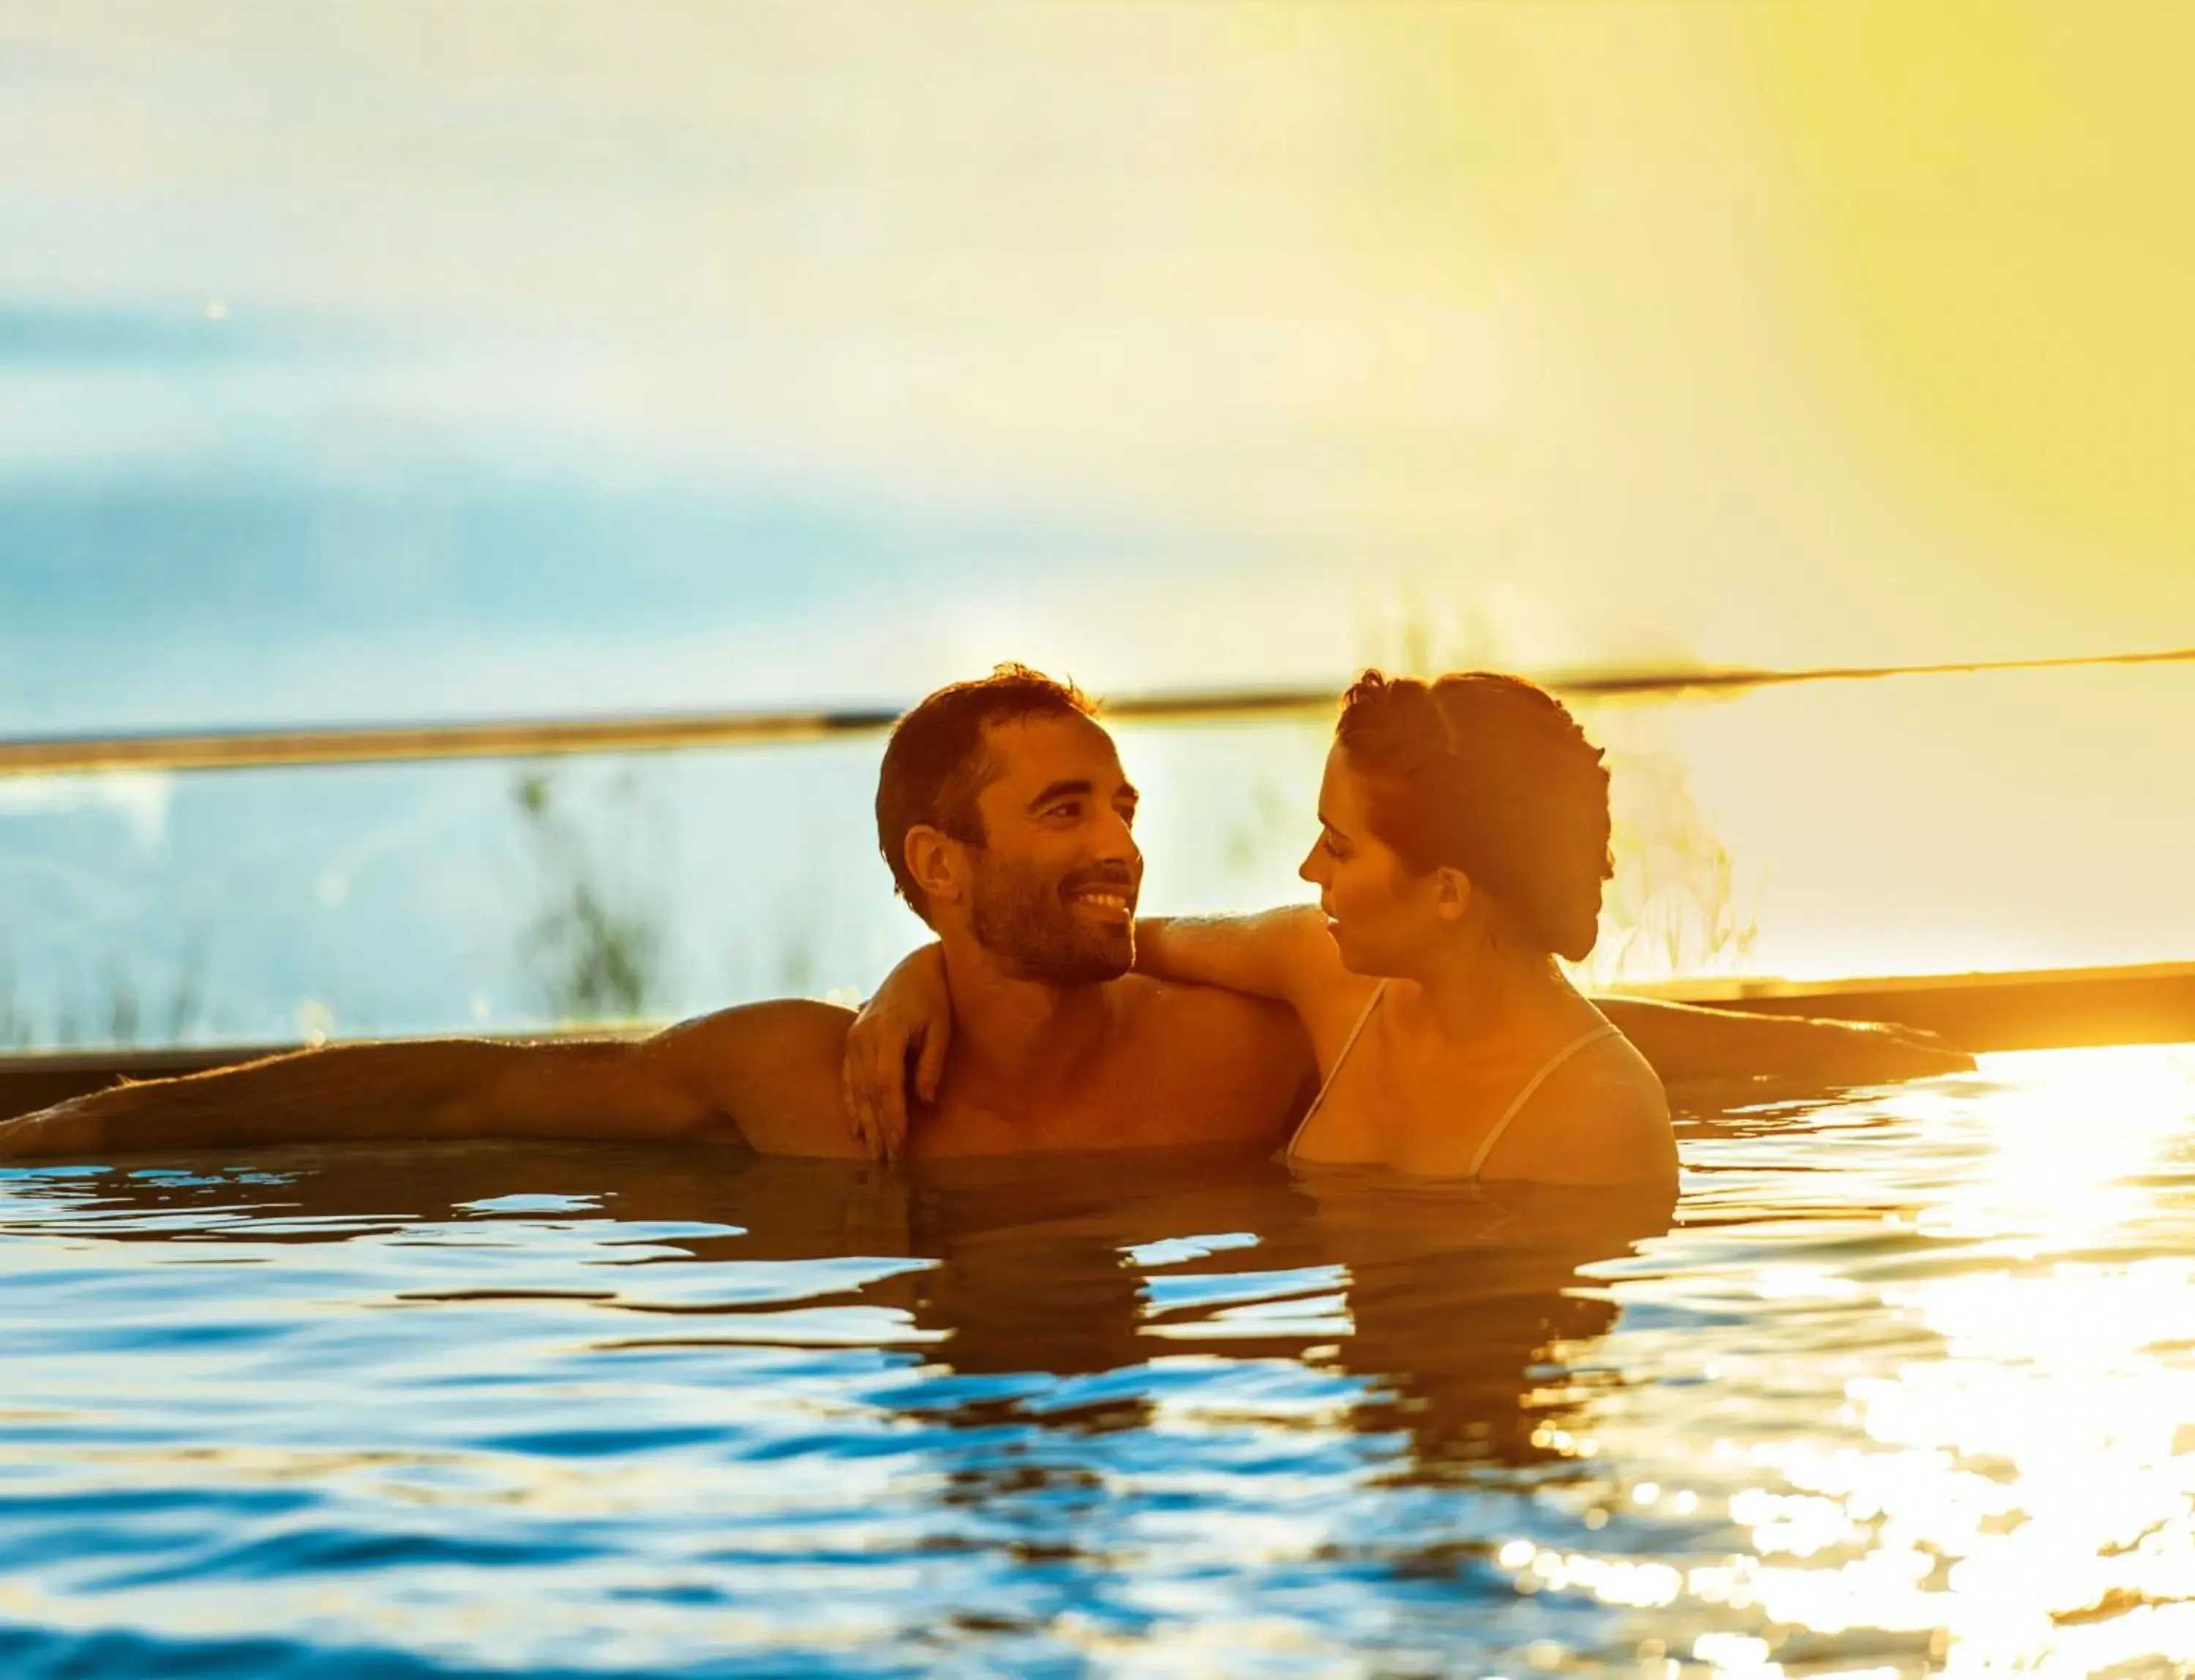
[{"x1": 5, "y1": 2, "x2": 2191, "y2": 721}]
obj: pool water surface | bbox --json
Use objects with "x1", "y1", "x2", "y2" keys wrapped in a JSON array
[{"x1": 4, "y1": 1043, "x2": 2194, "y2": 1676}]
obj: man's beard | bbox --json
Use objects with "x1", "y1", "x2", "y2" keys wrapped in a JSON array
[{"x1": 967, "y1": 856, "x2": 1135, "y2": 985}]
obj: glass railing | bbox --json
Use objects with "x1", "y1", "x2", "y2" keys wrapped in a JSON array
[{"x1": 3, "y1": 657, "x2": 2191, "y2": 1052}]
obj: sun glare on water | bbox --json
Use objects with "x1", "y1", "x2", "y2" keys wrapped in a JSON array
[{"x1": 1486, "y1": 1045, "x2": 2195, "y2": 1673}]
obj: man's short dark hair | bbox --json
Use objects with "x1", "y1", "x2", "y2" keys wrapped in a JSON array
[{"x1": 876, "y1": 665, "x2": 1099, "y2": 923}]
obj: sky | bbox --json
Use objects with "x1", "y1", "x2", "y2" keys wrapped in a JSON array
[
  {"x1": 2, "y1": 0, "x2": 2192, "y2": 732},
  {"x1": 3, "y1": 1, "x2": 2195, "y2": 1008}
]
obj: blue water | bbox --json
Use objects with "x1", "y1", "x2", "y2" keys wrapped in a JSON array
[{"x1": 6, "y1": 1043, "x2": 2194, "y2": 1675}]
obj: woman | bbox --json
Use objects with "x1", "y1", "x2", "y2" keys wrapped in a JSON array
[{"x1": 848, "y1": 669, "x2": 1675, "y2": 1185}]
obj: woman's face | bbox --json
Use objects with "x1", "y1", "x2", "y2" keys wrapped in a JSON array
[{"x1": 1298, "y1": 744, "x2": 1451, "y2": 977}]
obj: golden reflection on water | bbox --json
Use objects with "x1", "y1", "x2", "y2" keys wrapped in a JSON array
[
  {"x1": 1504, "y1": 1044, "x2": 2195, "y2": 1675},
  {"x1": 1853, "y1": 1049, "x2": 2195, "y2": 1672}
]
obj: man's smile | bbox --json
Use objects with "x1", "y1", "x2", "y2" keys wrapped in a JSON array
[{"x1": 1065, "y1": 883, "x2": 1135, "y2": 922}]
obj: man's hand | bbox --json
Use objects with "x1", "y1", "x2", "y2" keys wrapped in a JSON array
[
  {"x1": 842, "y1": 945, "x2": 953, "y2": 1163},
  {"x1": 1771, "y1": 1015, "x2": 1976, "y2": 1083}
]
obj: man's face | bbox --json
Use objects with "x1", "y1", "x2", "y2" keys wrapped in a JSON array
[{"x1": 961, "y1": 714, "x2": 1142, "y2": 984}]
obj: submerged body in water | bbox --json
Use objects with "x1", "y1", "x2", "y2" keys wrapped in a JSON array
[
  {"x1": 4, "y1": 1042, "x2": 2191, "y2": 1674},
  {"x1": 4, "y1": 1139, "x2": 1670, "y2": 1466}
]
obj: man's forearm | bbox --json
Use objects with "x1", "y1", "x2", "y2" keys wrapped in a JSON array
[
  {"x1": 0, "y1": 1037, "x2": 701, "y2": 1160},
  {"x1": 1594, "y1": 994, "x2": 1974, "y2": 1084}
]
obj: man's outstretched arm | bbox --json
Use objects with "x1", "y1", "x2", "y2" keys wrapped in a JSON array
[
  {"x1": 0, "y1": 1000, "x2": 862, "y2": 1160},
  {"x1": 1592, "y1": 995, "x2": 1974, "y2": 1086}
]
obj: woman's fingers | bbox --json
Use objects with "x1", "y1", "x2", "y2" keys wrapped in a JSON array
[
  {"x1": 877, "y1": 1075, "x2": 905, "y2": 1163},
  {"x1": 915, "y1": 1019, "x2": 950, "y2": 1107},
  {"x1": 855, "y1": 1017, "x2": 908, "y2": 1162},
  {"x1": 877, "y1": 1024, "x2": 917, "y2": 1161},
  {"x1": 843, "y1": 996, "x2": 948, "y2": 1163},
  {"x1": 843, "y1": 1021, "x2": 890, "y2": 1160},
  {"x1": 864, "y1": 1035, "x2": 898, "y2": 1160}
]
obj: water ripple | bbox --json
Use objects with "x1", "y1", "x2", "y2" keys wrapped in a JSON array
[{"x1": 2, "y1": 1047, "x2": 2194, "y2": 1673}]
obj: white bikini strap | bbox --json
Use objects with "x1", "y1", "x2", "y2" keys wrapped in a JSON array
[
  {"x1": 1283, "y1": 981, "x2": 1387, "y2": 1157},
  {"x1": 1467, "y1": 1022, "x2": 1622, "y2": 1178}
]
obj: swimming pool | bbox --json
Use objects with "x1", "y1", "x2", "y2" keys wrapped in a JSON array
[{"x1": 4, "y1": 1042, "x2": 2193, "y2": 1676}]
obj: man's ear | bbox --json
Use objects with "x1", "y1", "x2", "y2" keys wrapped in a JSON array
[
  {"x1": 904, "y1": 825, "x2": 964, "y2": 911},
  {"x1": 1430, "y1": 865, "x2": 1474, "y2": 923}
]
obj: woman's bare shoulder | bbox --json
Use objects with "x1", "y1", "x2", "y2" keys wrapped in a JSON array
[{"x1": 1482, "y1": 1033, "x2": 1675, "y2": 1187}]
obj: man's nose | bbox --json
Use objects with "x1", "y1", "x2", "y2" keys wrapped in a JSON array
[
  {"x1": 1297, "y1": 841, "x2": 1323, "y2": 884},
  {"x1": 1092, "y1": 807, "x2": 1139, "y2": 867}
]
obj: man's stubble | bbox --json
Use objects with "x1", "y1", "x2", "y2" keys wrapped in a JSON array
[{"x1": 966, "y1": 853, "x2": 1135, "y2": 986}]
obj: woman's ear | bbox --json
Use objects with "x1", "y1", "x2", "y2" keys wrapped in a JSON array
[
  {"x1": 904, "y1": 825, "x2": 963, "y2": 912},
  {"x1": 1430, "y1": 865, "x2": 1474, "y2": 923}
]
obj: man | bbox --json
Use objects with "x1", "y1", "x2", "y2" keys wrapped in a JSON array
[{"x1": 0, "y1": 667, "x2": 1967, "y2": 1164}]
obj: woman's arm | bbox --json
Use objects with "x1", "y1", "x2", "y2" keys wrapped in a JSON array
[
  {"x1": 841, "y1": 945, "x2": 952, "y2": 1162},
  {"x1": 1132, "y1": 906, "x2": 1342, "y2": 1010},
  {"x1": 0, "y1": 1001, "x2": 859, "y2": 1161}
]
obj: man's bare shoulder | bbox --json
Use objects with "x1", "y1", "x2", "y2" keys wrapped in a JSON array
[
  {"x1": 1074, "y1": 976, "x2": 1310, "y2": 1148},
  {"x1": 650, "y1": 999, "x2": 861, "y2": 1157},
  {"x1": 1110, "y1": 975, "x2": 1317, "y2": 1126},
  {"x1": 1113, "y1": 973, "x2": 1307, "y2": 1051},
  {"x1": 657, "y1": 997, "x2": 854, "y2": 1058}
]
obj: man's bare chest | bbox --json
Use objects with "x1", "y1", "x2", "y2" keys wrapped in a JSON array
[{"x1": 909, "y1": 1038, "x2": 1297, "y2": 1157}]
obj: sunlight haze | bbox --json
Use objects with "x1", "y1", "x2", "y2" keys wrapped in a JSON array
[{"x1": 6, "y1": 1, "x2": 2190, "y2": 721}]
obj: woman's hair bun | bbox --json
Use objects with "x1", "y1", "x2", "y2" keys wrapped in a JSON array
[{"x1": 1335, "y1": 669, "x2": 1613, "y2": 961}]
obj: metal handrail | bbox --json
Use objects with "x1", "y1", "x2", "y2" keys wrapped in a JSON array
[{"x1": 4, "y1": 645, "x2": 2191, "y2": 779}]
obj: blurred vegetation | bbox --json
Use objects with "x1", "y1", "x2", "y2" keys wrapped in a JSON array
[
  {"x1": 0, "y1": 934, "x2": 208, "y2": 1052},
  {"x1": 1354, "y1": 584, "x2": 1760, "y2": 982},
  {"x1": 511, "y1": 767, "x2": 668, "y2": 1025},
  {"x1": 1354, "y1": 575, "x2": 1505, "y2": 679},
  {"x1": 1588, "y1": 749, "x2": 1759, "y2": 983}
]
